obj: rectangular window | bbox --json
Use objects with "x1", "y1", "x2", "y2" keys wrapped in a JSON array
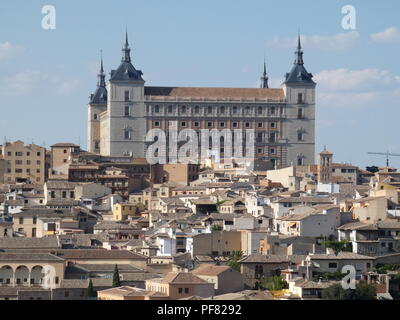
[
  {"x1": 15, "y1": 152, "x2": 23, "y2": 156},
  {"x1": 298, "y1": 132, "x2": 303, "y2": 141},
  {"x1": 232, "y1": 122, "x2": 238, "y2": 128},
  {"x1": 298, "y1": 93, "x2": 303, "y2": 104},
  {"x1": 298, "y1": 108, "x2": 304, "y2": 119},
  {"x1": 257, "y1": 122, "x2": 263, "y2": 128},
  {"x1": 181, "y1": 121, "x2": 187, "y2": 127},
  {"x1": 328, "y1": 263, "x2": 338, "y2": 268},
  {"x1": 124, "y1": 105, "x2": 130, "y2": 116},
  {"x1": 194, "y1": 122, "x2": 199, "y2": 127},
  {"x1": 124, "y1": 90, "x2": 130, "y2": 101},
  {"x1": 269, "y1": 132, "x2": 276, "y2": 143}
]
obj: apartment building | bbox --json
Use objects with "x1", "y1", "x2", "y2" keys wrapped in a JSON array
[{"x1": 0, "y1": 141, "x2": 45, "y2": 184}]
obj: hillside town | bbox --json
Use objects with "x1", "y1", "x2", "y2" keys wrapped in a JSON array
[{"x1": 0, "y1": 140, "x2": 399, "y2": 300}]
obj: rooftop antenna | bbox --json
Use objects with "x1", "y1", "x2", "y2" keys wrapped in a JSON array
[{"x1": 367, "y1": 151, "x2": 400, "y2": 167}]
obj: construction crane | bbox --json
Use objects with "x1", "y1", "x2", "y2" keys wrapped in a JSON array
[{"x1": 367, "y1": 151, "x2": 400, "y2": 167}]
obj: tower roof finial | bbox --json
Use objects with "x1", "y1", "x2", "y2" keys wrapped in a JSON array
[
  {"x1": 122, "y1": 28, "x2": 131, "y2": 63},
  {"x1": 260, "y1": 52, "x2": 269, "y2": 88},
  {"x1": 295, "y1": 32, "x2": 304, "y2": 65},
  {"x1": 100, "y1": 50, "x2": 104, "y2": 74},
  {"x1": 97, "y1": 50, "x2": 106, "y2": 87}
]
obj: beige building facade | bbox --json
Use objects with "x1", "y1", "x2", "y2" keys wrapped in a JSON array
[{"x1": 0, "y1": 141, "x2": 45, "y2": 184}]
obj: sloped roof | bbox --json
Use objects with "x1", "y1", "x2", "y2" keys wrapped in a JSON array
[
  {"x1": 239, "y1": 254, "x2": 290, "y2": 264},
  {"x1": 309, "y1": 252, "x2": 375, "y2": 260},
  {"x1": 284, "y1": 63, "x2": 315, "y2": 85},
  {"x1": 144, "y1": 87, "x2": 285, "y2": 100},
  {"x1": 110, "y1": 62, "x2": 144, "y2": 82},
  {"x1": 90, "y1": 85, "x2": 107, "y2": 104},
  {"x1": 192, "y1": 264, "x2": 232, "y2": 276},
  {"x1": 0, "y1": 237, "x2": 60, "y2": 250},
  {"x1": 160, "y1": 272, "x2": 210, "y2": 284}
]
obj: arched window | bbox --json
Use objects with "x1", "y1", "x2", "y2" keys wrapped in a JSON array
[
  {"x1": 245, "y1": 106, "x2": 251, "y2": 115},
  {"x1": 94, "y1": 113, "x2": 98, "y2": 120},
  {"x1": 232, "y1": 106, "x2": 237, "y2": 114},
  {"x1": 194, "y1": 105, "x2": 200, "y2": 114},
  {"x1": 155, "y1": 105, "x2": 160, "y2": 113},
  {"x1": 258, "y1": 106, "x2": 263, "y2": 115},
  {"x1": 181, "y1": 105, "x2": 186, "y2": 113},
  {"x1": 220, "y1": 106, "x2": 225, "y2": 114},
  {"x1": 297, "y1": 157, "x2": 304, "y2": 166},
  {"x1": 208, "y1": 106, "x2": 213, "y2": 114},
  {"x1": 168, "y1": 105, "x2": 173, "y2": 113}
]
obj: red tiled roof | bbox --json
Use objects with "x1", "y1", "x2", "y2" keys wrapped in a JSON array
[{"x1": 145, "y1": 87, "x2": 285, "y2": 100}]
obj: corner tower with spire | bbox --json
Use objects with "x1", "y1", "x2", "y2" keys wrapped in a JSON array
[
  {"x1": 88, "y1": 54, "x2": 108, "y2": 154},
  {"x1": 105, "y1": 31, "x2": 147, "y2": 157},
  {"x1": 283, "y1": 33, "x2": 316, "y2": 166}
]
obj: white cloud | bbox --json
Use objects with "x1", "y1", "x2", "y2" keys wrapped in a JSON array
[
  {"x1": 0, "y1": 42, "x2": 24, "y2": 61},
  {"x1": 267, "y1": 31, "x2": 359, "y2": 51},
  {"x1": 370, "y1": 27, "x2": 400, "y2": 43},
  {"x1": 314, "y1": 68, "x2": 397, "y2": 91},
  {"x1": 57, "y1": 79, "x2": 81, "y2": 94},
  {"x1": 0, "y1": 71, "x2": 81, "y2": 96},
  {"x1": 315, "y1": 68, "x2": 400, "y2": 109}
]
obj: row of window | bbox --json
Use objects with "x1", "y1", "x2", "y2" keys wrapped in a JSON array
[
  {"x1": 150, "y1": 105, "x2": 283, "y2": 115},
  {"x1": 13, "y1": 160, "x2": 41, "y2": 165},
  {"x1": 3, "y1": 151, "x2": 42, "y2": 157},
  {"x1": 7, "y1": 168, "x2": 41, "y2": 174},
  {"x1": 50, "y1": 191, "x2": 75, "y2": 198},
  {"x1": 153, "y1": 121, "x2": 279, "y2": 129}
]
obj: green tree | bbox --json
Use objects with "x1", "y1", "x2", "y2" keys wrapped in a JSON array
[
  {"x1": 112, "y1": 264, "x2": 121, "y2": 287},
  {"x1": 354, "y1": 282, "x2": 376, "y2": 300},
  {"x1": 227, "y1": 251, "x2": 243, "y2": 272},
  {"x1": 322, "y1": 283, "x2": 350, "y2": 300},
  {"x1": 85, "y1": 279, "x2": 96, "y2": 299},
  {"x1": 211, "y1": 224, "x2": 222, "y2": 231},
  {"x1": 389, "y1": 272, "x2": 400, "y2": 300},
  {"x1": 322, "y1": 282, "x2": 376, "y2": 300},
  {"x1": 322, "y1": 240, "x2": 352, "y2": 255},
  {"x1": 261, "y1": 276, "x2": 288, "y2": 291}
]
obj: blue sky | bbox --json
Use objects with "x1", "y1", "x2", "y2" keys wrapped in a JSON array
[{"x1": 0, "y1": 0, "x2": 399, "y2": 168}]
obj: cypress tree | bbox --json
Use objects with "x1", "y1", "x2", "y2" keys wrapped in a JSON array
[
  {"x1": 85, "y1": 279, "x2": 96, "y2": 299},
  {"x1": 112, "y1": 264, "x2": 121, "y2": 287}
]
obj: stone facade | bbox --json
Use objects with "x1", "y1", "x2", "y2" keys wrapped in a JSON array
[
  {"x1": 88, "y1": 34, "x2": 316, "y2": 168},
  {"x1": 0, "y1": 141, "x2": 45, "y2": 184}
]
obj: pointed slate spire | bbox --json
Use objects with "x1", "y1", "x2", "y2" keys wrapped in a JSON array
[
  {"x1": 295, "y1": 33, "x2": 304, "y2": 65},
  {"x1": 284, "y1": 32, "x2": 314, "y2": 84},
  {"x1": 97, "y1": 51, "x2": 106, "y2": 87},
  {"x1": 260, "y1": 56, "x2": 269, "y2": 88},
  {"x1": 122, "y1": 30, "x2": 131, "y2": 63}
]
